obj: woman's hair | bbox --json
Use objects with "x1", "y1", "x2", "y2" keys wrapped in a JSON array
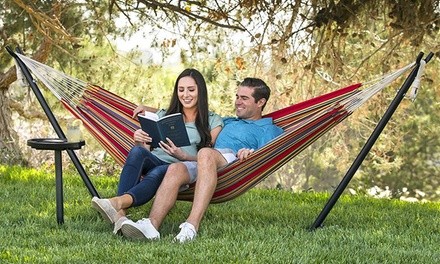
[{"x1": 166, "y1": 68, "x2": 212, "y2": 149}]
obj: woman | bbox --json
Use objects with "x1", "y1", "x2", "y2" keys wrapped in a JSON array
[{"x1": 91, "y1": 68, "x2": 223, "y2": 234}]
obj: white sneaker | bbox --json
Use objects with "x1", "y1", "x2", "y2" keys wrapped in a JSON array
[
  {"x1": 121, "y1": 218, "x2": 160, "y2": 240},
  {"x1": 174, "y1": 222, "x2": 197, "y2": 243}
]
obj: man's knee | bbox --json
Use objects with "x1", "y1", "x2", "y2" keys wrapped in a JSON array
[
  {"x1": 198, "y1": 148, "x2": 225, "y2": 167},
  {"x1": 198, "y1": 148, "x2": 218, "y2": 161},
  {"x1": 163, "y1": 163, "x2": 189, "y2": 185}
]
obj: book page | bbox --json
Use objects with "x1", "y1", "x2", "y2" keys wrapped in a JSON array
[
  {"x1": 140, "y1": 111, "x2": 159, "y2": 121},
  {"x1": 158, "y1": 112, "x2": 181, "y2": 121}
]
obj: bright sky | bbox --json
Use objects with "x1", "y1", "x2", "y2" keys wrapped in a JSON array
[{"x1": 113, "y1": 18, "x2": 186, "y2": 65}]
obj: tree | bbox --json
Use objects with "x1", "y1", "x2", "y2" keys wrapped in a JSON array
[
  {"x1": 0, "y1": 0, "x2": 115, "y2": 164},
  {"x1": 1, "y1": 0, "x2": 439, "y2": 199}
]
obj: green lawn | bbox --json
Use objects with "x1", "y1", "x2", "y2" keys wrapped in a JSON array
[{"x1": 1, "y1": 165, "x2": 439, "y2": 263}]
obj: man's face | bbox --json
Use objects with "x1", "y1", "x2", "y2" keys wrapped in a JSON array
[{"x1": 235, "y1": 86, "x2": 263, "y2": 120}]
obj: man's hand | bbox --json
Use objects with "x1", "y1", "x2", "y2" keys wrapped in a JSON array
[{"x1": 237, "y1": 148, "x2": 255, "y2": 162}]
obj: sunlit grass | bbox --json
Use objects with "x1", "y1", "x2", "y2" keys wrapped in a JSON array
[{"x1": 1, "y1": 165, "x2": 439, "y2": 263}]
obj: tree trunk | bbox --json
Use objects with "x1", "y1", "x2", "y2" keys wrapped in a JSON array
[
  {"x1": 0, "y1": 84, "x2": 26, "y2": 165},
  {"x1": 0, "y1": 39, "x2": 52, "y2": 165}
]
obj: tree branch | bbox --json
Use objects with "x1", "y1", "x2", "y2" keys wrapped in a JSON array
[
  {"x1": 0, "y1": 37, "x2": 52, "y2": 90},
  {"x1": 134, "y1": 0, "x2": 246, "y2": 31}
]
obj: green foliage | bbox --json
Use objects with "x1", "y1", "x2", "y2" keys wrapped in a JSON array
[
  {"x1": 2, "y1": 0, "x2": 439, "y2": 202},
  {"x1": 1, "y1": 165, "x2": 439, "y2": 263},
  {"x1": 1, "y1": 0, "x2": 113, "y2": 70},
  {"x1": 359, "y1": 63, "x2": 440, "y2": 200}
]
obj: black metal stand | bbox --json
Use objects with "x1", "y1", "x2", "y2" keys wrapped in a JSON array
[
  {"x1": 6, "y1": 46, "x2": 100, "y2": 199},
  {"x1": 27, "y1": 138, "x2": 85, "y2": 224},
  {"x1": 310, "y1": 52, "x2": 434, "y2": 230}
]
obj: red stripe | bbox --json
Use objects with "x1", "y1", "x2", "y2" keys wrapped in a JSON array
[{"x1": 265, "y1": 83, "x2": 361, "y2": 120}]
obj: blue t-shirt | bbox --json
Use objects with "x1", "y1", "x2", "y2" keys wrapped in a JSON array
[{"x1": 214, "y1": 117, "x2": 283, "y2": 153}]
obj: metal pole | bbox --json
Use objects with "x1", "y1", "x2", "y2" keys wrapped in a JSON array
[
  {"x1": 310, "y1": 52, "x2": 433, "y2": 230},
  {"x1": 6, "y1": 46, "x2": 100, "y2": 198},
  {"x1": 54, "y1": 150, "x2": 64, "y2": 224}
]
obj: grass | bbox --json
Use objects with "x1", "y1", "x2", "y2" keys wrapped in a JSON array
[{"x1": 1, "y1": 165, "x2": 439, "y2": 263}]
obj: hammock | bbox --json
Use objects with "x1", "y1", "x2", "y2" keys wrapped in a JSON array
[{"x1": 13, "y1": 53, "x2": 421, "y2": 203}]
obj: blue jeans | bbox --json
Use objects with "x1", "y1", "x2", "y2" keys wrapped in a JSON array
[{"x1": 117, "y1": 146, "x2": 169, "y2": 207}]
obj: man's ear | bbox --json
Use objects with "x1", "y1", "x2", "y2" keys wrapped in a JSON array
[{"x1": 257, "y1": 98, "x2": 266, "y2": 108}]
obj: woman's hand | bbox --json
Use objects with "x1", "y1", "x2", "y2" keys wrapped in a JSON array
[
  {"x1": 132, "y1": 105, "x2": 149, "y2": 118},
  {"x1": 236, "y1": 148, "x2": 255, "y2": 162},
  {"x1": 133, "y1": 129, "x2": 153, "y2": 145},
  {"x1": 159, "y1": 138, "x2": 187, "y2": 160}
]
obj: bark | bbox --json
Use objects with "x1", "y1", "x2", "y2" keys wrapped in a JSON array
[{"x1": 0, "y1": 38, "x2": 52, "y2": 165}]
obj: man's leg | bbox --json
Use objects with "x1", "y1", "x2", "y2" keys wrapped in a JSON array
[
  {"x1": 149, "y1": 163, "x2": 190, "y2": 229},
  {"x1": 120, "y1": 162, "x2": 190, "y2": 240},
  {"x1": 186, "y1": 148, "x2": 227, "y2": 231}
]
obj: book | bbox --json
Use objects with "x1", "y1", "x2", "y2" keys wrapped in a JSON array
[{"x1": 138, "y1": 111, "x2": 190, "y2": 148}]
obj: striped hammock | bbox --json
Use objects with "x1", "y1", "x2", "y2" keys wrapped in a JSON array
[{"x1": 15, "y1": 53, "x2": 418, "y2": 203}]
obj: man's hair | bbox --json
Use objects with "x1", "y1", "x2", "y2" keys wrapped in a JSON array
[{"x1": 239, "y1": 77, "x2": 271, "y2": 110}]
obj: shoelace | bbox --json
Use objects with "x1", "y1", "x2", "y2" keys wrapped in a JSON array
[
  {"x1": 176, "y1": 222, "x2": 196, "y2": 241},
  {"x1": 137, "y1": 218, "x2": 151, "y2": 225}
]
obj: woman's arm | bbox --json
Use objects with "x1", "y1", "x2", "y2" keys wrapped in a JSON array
[
  {"x1": 133, "y1": 129, "x2": 152, "y2": 151},
  {"x1": 132, "y1": 105, "x2": 158, "y2": 119},
  {"x1": 157, "y1": 125, "x2": 222, "y2": 161},
  {"x1": 158, "y1": 114, "x2": 224, "y2": 161},
  {"x1": 209, "y1": 126, "x2": 223, "y2": 146},
  {"x1": 158, "y1": 139, "x2": 196, "y2": 161}
]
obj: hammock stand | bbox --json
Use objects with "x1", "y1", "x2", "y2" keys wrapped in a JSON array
[
  {"x1": 7, "y1": 47, "x2": 99, "y2": 198},
  {"x1": 7, "y1": 46, "x2": 432, "y2": 229},
  {"x1": 311, "y1": 52, "x2": 433, "y2": 229}
]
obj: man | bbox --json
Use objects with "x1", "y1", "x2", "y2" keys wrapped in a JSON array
[{"x1": 120, "y1": 77, "x2": 284, "y2": 242}]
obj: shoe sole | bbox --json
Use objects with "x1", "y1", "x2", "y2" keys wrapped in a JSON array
[
  {"x1": 121, "y1": 224, "x2": 148, "y2": 240},
  {"x1": 91, "y1": 197, "x2": 115, "y2": 224},
  {"x1": 113, "y1": 217, "x2": 128, "y2": 236}
]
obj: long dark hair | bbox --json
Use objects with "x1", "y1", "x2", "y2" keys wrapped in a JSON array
[{"x1": 165, "y1": 68, "x2": 211, "y2": 149}]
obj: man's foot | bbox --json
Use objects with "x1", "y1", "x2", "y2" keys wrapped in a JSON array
[
  {"x1": 91, "y1": 197, "x2": 117, "y2": 224},
  {"x1": 121, "y1": 218, "x2": 160, "y2": 240},
  {"x1": 173, "y1": 222, "x2": 197, "y2": 243}
]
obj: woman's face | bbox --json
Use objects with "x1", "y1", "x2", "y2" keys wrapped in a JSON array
[{"x1": 177, "y1": 76, "x2": 198, "y2": 110}]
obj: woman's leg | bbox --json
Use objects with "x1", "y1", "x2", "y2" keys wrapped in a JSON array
[
  {"x1": 117, "y1": 146, "x2": 165, "y2": 195},
  {"x1": 126, "y1": 164, "x2": 169, "y2": 206},
  {"x1": 92, "y1": 146, "x2": 167, "y2": 224}
]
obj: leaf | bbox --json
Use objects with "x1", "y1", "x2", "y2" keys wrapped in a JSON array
[{"x1": 235, "y1": 57, "x2": 246, "y2": 70}]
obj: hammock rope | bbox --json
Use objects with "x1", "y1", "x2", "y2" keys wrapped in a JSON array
[{"x1": 15, "y1": 53, "x2": 416, "y2": 203}]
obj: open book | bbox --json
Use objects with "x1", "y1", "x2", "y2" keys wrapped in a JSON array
[{"x1": 138, "y1": 112, "x2": 190, "y2": 148}]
